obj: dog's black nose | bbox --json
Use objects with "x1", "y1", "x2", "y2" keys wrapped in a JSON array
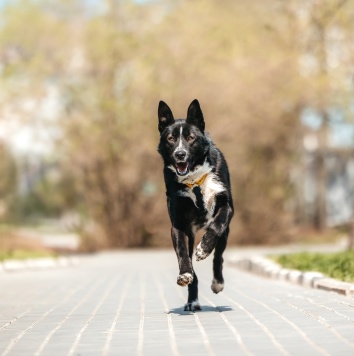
[{"x1": 175, "y1": 150, "x2": 186, "y2": 160}]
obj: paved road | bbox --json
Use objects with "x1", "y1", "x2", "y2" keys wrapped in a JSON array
[{"x1": 1, "y1": 250, "x2": 354, "y2": 356}]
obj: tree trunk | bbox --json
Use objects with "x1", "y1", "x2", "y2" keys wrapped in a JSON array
[
  {"x1": 314, "y1": 123, "x2": 328, "y2": 231},
  {"x1": 348, "y1": 201, "x2": 354, "y2": 250}
]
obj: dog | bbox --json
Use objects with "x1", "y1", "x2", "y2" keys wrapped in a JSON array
[{"x1": 157, "y1": 99, "x2": 234, "y2": 311}]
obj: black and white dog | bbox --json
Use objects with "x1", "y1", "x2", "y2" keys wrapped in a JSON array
[{"x1": 157, "y1": 99, "x2": 234, "y2": 311}]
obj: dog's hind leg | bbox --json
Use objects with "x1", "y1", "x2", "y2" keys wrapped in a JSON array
[
  {"x1": 184, "y1": 233, "x2": 201, "y2": 312},
  {"x1": 211, "y1": 228, "x2": 228, "y2": 294}
]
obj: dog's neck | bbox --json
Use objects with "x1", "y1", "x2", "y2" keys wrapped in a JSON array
[{"x1": 174, "y1": 160, "x2": 212, "y2": 186}]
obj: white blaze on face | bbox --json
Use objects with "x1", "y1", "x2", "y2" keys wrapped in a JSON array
[
  {"x1": 177, "y1": 126, "x2": 183, "y2": 149},
  {"x1": 173, "y1": 126, "x2": 187, "y2": 157}
]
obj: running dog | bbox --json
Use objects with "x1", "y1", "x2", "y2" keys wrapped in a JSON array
[{"x1": 157, "y1": 99, "x2": 234, "y2": 311}]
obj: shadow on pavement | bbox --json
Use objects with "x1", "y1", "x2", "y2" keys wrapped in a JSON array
[{"x1": 167, "y1": 305, "x2": 233, "y2": 315}]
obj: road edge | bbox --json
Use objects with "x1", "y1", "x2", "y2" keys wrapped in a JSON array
[
  {"x1": 0, "y1": 256, "x2": 79, "y2": 273},
  {"x1": 229, "y1": 256, "x2": 354, "y2": 297}
]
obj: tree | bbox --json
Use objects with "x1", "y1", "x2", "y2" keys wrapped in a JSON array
[
  {"x1": 0, "y1": 143, "x2": 17, "y2": 220},
  {"x1": 1, "y1": 0, "x2": 354, "y2": 248}
]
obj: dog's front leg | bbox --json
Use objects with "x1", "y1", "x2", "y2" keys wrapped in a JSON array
[
  {"x1": 195, "y1": 200, "x2": 233, "y2": 261},
  {"x1": 171, "y1": 226, "x2": 194, "y2": 287}
]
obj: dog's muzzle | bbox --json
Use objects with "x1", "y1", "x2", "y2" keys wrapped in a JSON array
[{"x1": 174, "y1": 150, "x2": 189, "y2": 176}]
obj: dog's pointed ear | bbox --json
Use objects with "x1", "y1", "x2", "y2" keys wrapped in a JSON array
[
  {"x1": 186, "y1": 99, "x2": 205, "y2": 133},
  {"x1": 158, "y1": 101, "x2": 175, "y2": 133}
]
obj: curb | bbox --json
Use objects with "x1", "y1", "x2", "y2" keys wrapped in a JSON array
[
  {"x1": 229, "y1": 256, "x2": 354, "y2": 297},
  {"x1": 0, "y1": 256, "x2": 79, "y2": 273}
]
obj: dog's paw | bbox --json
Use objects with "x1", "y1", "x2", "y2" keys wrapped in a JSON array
[
  {"x1": 184, "y1": 299, "x2": 201, "y2": 312},
  {"x1": 211, "y1": 278, "x2": 224, "y2": 294},
  {"x1": 177, "y1": 273, "x2": 193, "y2": 287},
  {"x1": 195, "y1": 242, "x2": 210, "y2": 261}
]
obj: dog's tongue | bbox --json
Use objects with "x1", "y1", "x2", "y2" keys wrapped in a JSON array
[{"x1": 176, "y1": 162, "x2": 188, "y2": 175}]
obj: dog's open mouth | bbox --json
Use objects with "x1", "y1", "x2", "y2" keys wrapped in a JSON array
[{"x1": 175, "y1": 162, "x2": 189, "y2": 176}]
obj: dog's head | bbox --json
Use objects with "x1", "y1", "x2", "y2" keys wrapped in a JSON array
[{"x1": 157, "y1": 99, "x2": 209, "y2": 176}]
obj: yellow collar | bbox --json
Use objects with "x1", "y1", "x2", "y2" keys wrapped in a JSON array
[{"x1": 184, "y1": 174, "x2": 208, "y2": 189}]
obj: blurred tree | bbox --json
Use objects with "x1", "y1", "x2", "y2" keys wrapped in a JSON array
[
  {"x1": 143, "y1": 0, "x2": 305, "y2": 244},
  {"x1": 299, "y1": 0, "x2": 354, "y2": 231},
  {"x1": 0, "y1": 143, "x2": 17, "y2": 220},
  {"x1": 0, "y1": 0, "x2": 167, "y2": 248},
  {"x1": 59, "y1": 1, "x2": 161, "y2": 247},
  {"x1": 13, "y1": 159, "x2": 78, "y2": 220},
  {"x1": 1, "y1": 0, "x2": 354, "y2": 247}
]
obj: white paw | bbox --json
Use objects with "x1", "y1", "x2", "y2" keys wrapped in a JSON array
[
  {"x1": 195, "y1": 242, "x2": 209, "y2": 261},
  {"x1": 177, "y1": 273, "x2": 193, "y2": 286},
  {"x1": 211, "y1": 279, "x2": 224, "y2": 294},
  {"x1": 184, "y1": 299, "x2": 201, "y2": 312}
]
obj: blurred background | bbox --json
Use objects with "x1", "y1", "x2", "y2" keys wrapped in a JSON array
[{"x1": 1, "y1": 0, "x2": 354, "y2": 256}]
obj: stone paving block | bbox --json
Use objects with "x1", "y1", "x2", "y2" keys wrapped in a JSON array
[
  {"x1": 1, "y1": 251, "x2": 354, "y2": 356},
  {"x1": 2, "y1": 260, "x2": 27, "y2": 272},
  {"x1": 314, "y1": 277, "x2": 354, "y2": 296}
]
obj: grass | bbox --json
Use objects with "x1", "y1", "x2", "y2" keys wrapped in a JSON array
[
  {"x1": 0, "y1": 226, "x2": 56, "y2": 262},
  {"x1": 0, "y1": 249, "x2": 56, "y2": 262},
  {"x1": 272, "y1": 251, "x2": 354, "y2": 282}
]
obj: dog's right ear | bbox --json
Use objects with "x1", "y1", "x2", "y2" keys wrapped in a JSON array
[
  {"x1": 186, "y1": 99, "x2": 205, "y2": 133},
  {"x1": 158, "y1": 101, "x2": 175, "y2": 133}
]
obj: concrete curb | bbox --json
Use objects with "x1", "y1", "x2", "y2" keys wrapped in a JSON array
[
  {"x1": 229, "y1": 256, "x2": 354, "y2": 297},
  {"x1": 0, "y1": 256, "x2": 79, "y2": 273}
]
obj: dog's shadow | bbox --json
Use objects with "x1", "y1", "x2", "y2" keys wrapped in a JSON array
[{"x1": 167, "y1": 305, "x2": 232, "y2": 315}]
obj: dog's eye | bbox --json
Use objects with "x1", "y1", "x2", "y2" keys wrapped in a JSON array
[
  {"x1": 167, "y1": 135, "x2": 176, "y2": 143},
  {"x1": 187, "y1": 135, "x2": 195, "y2": 143}
]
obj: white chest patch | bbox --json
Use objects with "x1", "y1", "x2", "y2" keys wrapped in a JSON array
[
  {"x1": 176, "y1": 161, "x2": 225, "y2": 228},
  {"x1": 200, "y1": 172, "x2": 225, "y2": 225}
]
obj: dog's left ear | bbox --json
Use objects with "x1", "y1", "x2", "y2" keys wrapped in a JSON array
[
  {"x1": 158, "y1": 101, "x2": 175, "y2": 133},
  {"x1": 186, "y1": 99, "x2": 205, "y2": 133}
]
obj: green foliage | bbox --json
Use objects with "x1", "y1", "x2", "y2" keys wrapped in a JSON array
[
  {"x1": 0, "y1": 249, "x2": 56, "y2": 262},
  {"x1": 1, "y1": 0, "x2": 354, "y2": 247},
  {"x1": 274, "y1": 252, "x2": 354, "y2": 282},
  {"x1": 0, "y1": 144, "x2": 18, "y2": 220},
  {"x1": 16, "y1": 174, "x2": 75, "y2": 219},
  {"x1": 0, "y1": 226, "x2": 57, "y2": 261}
]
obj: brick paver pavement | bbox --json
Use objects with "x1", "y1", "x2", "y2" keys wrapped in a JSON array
[{"x1": 1, "y1": 250, "x2": 354, "y2": 356}]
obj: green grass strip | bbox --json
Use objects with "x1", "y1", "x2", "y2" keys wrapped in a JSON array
[
  {"x1": 272, "y1": 251, "x2": 354, "y2": 282},
  {"x1": 0, "y1": 249, "x2": 56, "y2": 262}
]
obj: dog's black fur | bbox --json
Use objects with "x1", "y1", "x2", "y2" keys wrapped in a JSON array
[{"x1": 157, "y1": 99, "x2": 234, "y2": 311}]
